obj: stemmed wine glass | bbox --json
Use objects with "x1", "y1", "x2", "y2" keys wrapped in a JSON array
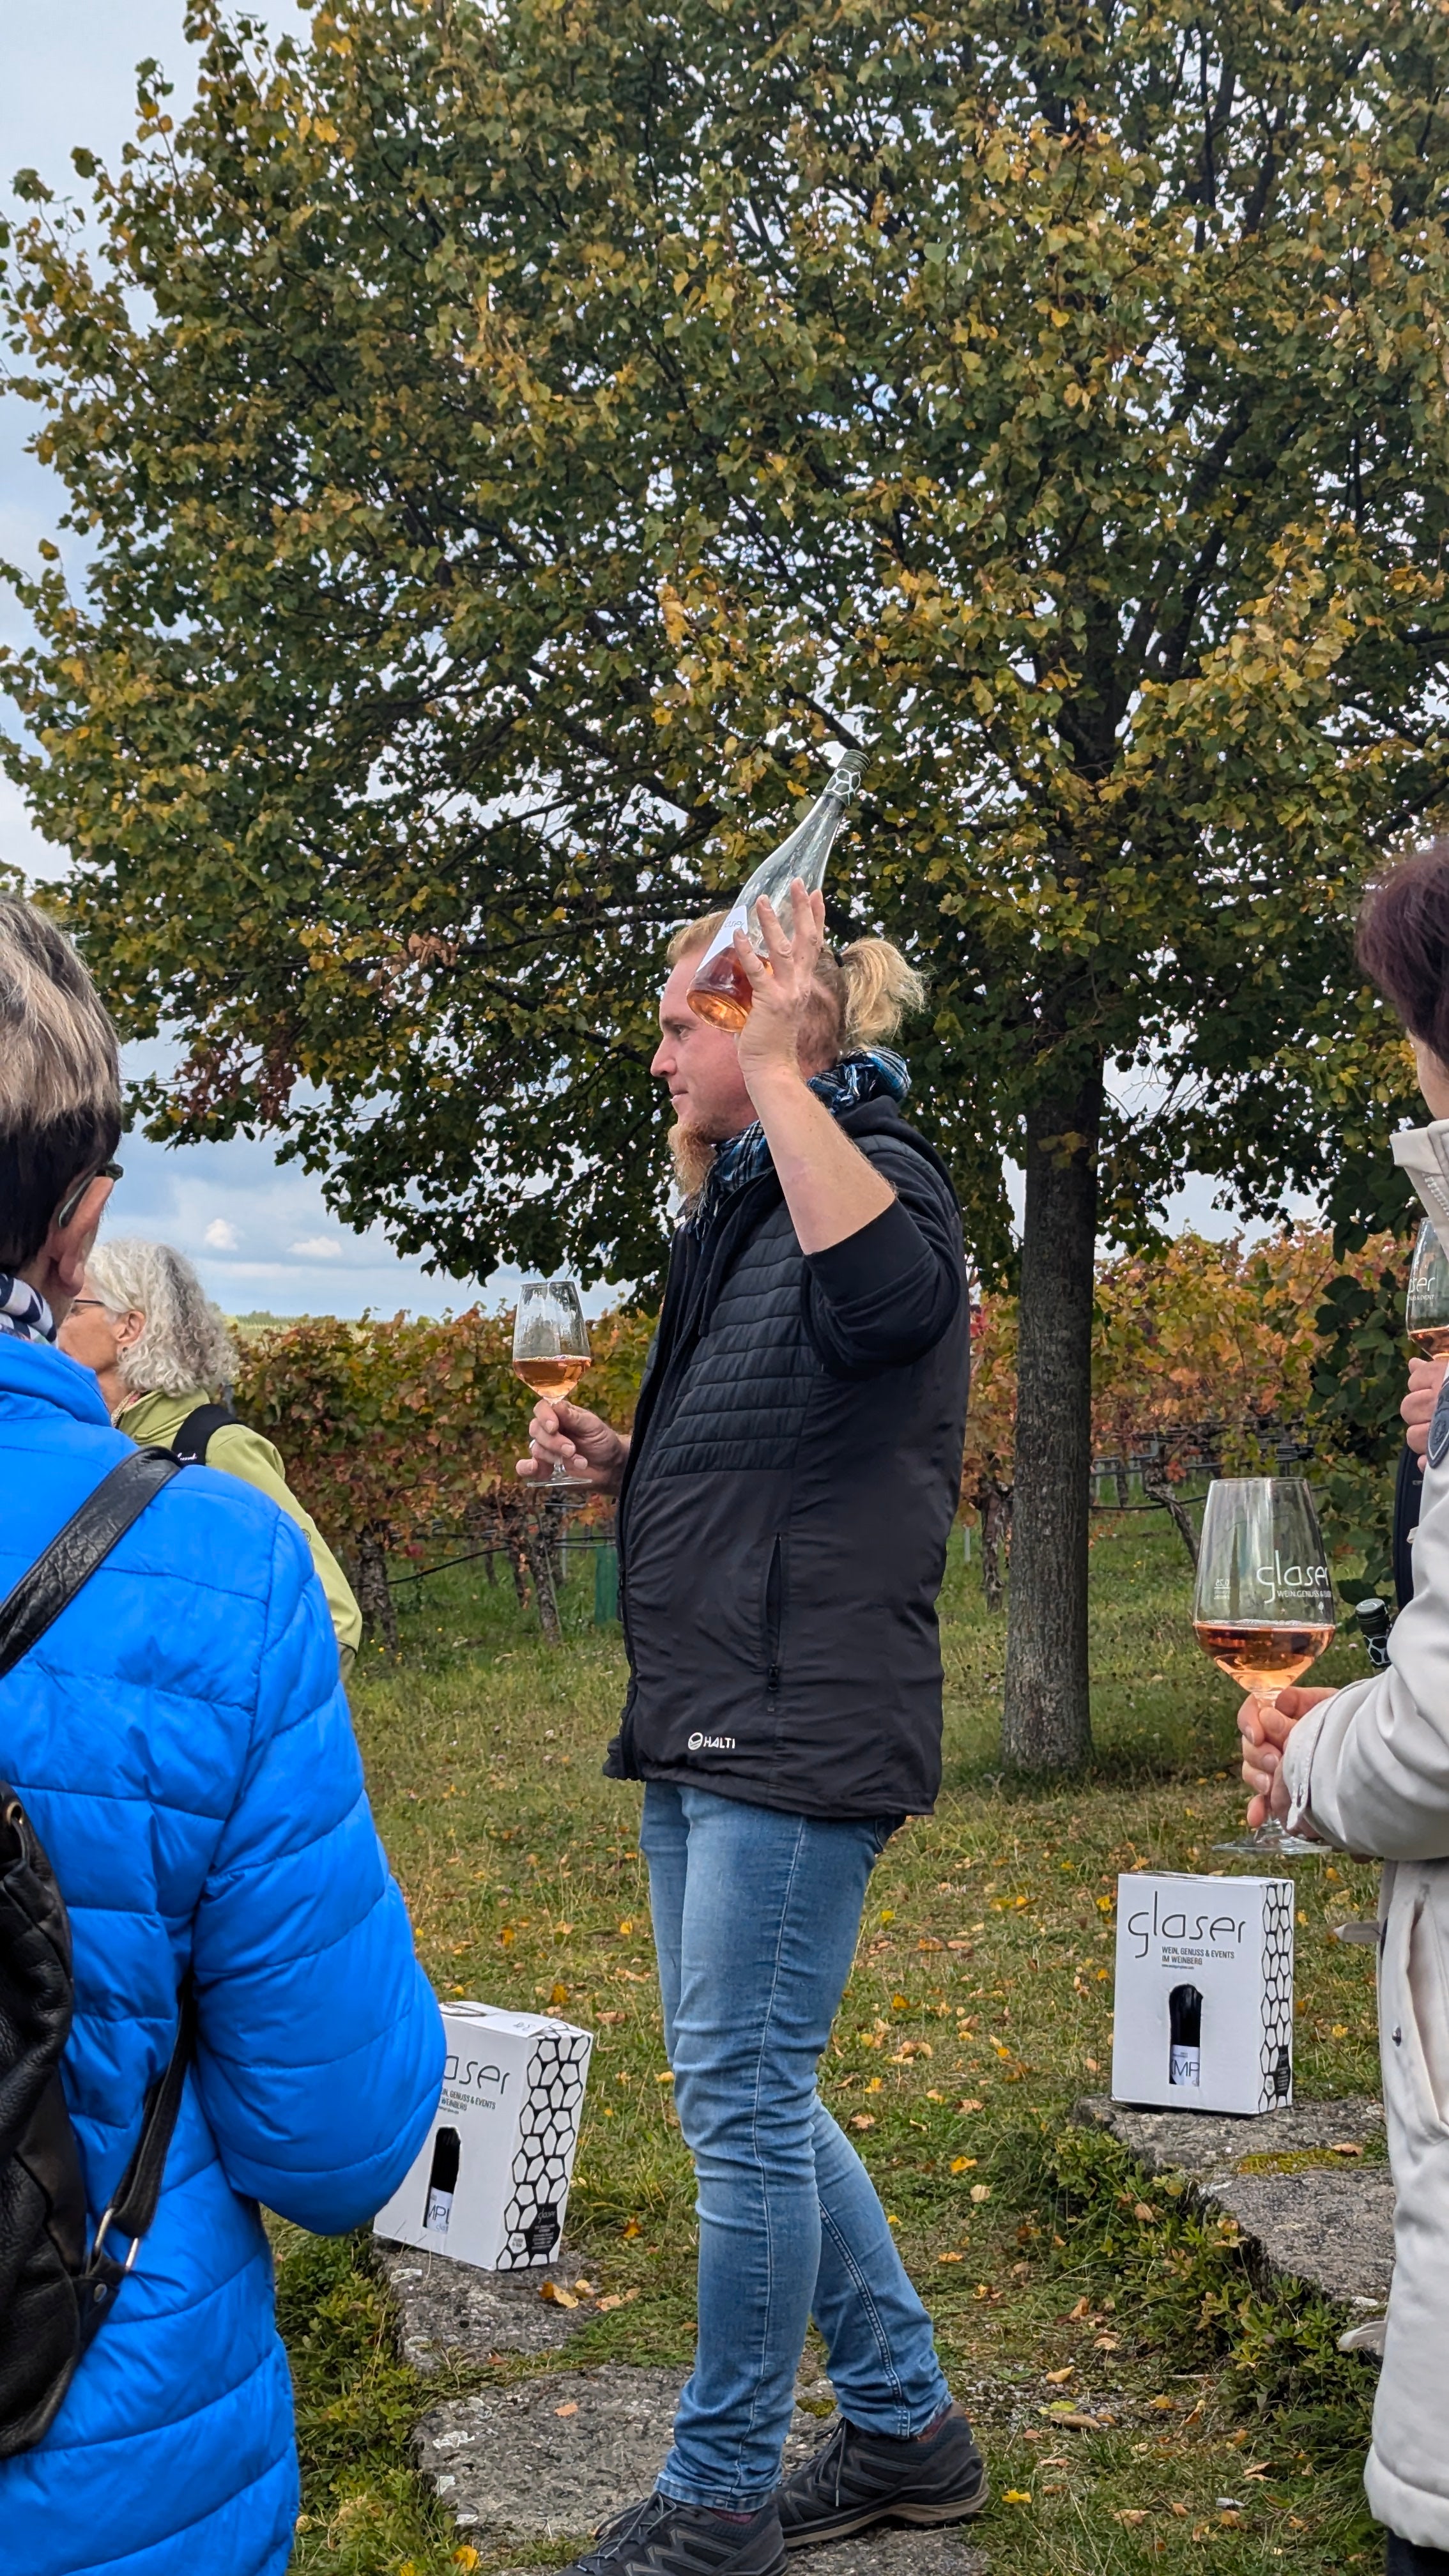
[
  {"x1": 1193, "y1": 1477, "x2": 1338, "y2": 1857},
  {"x1": 1407, "y1": 1218, "x2": 1449, "y2": 1356},
  {"x1": 512, "y1": 1279, "x2": 592, "y2": 1486}
]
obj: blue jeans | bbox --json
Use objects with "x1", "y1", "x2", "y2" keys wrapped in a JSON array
[{"x1": 639, "y1": 1781, "x2": 952, "y2": 2511}]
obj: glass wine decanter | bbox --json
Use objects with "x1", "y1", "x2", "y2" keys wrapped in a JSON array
[{"x1": 687, "y1": 751, "x2": 865, "y2": 1032}]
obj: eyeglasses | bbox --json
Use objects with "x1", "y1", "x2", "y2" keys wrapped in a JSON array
[
  {"x1": 66, "y1": 1299, "x2": 112, "y2": 1314},
  {"x1": 53, "y1": 1161, "x2": 123, "y2": 1232}
]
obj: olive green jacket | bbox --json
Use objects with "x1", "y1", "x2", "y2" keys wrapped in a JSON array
[{"x1": 116, "y1": 1387, "x2": 363, "y2": 1671}]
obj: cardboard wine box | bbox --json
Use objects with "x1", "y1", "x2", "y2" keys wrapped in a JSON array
[
  {"x1": 373, "y1": 2000, "x2": 594, "y2": 2269},
  {"x1": 1110, "y1": 1872, "x2": 1294, "y2": 2115}
]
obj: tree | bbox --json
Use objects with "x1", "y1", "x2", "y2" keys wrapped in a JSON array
[{"x1": 3, "y1": 0, "x2": 1446, "y2": 1767}]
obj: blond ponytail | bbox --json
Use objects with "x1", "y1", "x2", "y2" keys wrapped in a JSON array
[{"x1": 839, "y1": 939, "x2": 926, "y2": 1050}]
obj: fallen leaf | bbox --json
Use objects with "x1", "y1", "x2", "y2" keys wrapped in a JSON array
[
  {"x1": 1330, "y1": 2139, "x2": 1362, "y2": 2155},
  {"x1": 549, "y1": 1982, "x2": 569, "y2": 2005},
  {"x1": 617, "y1": 1919, "x2": 634, "y2": 1935},
  {"x1": 955, "y1": 2098, "x2": 985, "y2": 2113},
  {"x1": 622, "y1": 2221, "x2": 641, "y2": 2240},
  {"x1": 1001, "y1": 2489, "x2": 1033, "y2": 2505},
  {"x1": 597, "y1": 2010, "x2": 626, "y2": 2025},
  {"x1": 656, "y1": 2071, "x2": 675, "y2": 2084},
  {"x1": 937, "y1": 2250, "x2": 964, "y2": 2262},
  {"x1": 1218, "y1": 2510, "x2": 1243, "y2": 2527},
  {"x1": 1068, "y1": 2297, "x2": 1091, "y2": 2320},
  {"x1": 595, "y1": 2287, "x2": 641, "y2": 2312},
  {"x1": 540, "y1": 2281, "x2": 578, "y2": 2309},
  {"x1": 891, "y1": 1992, "x2": 910, "y2": 2007},
  {"x1": 555, "y1": 2400, "x2": 579, "y2": 2417},
  {"x1": 850, "y1": 2113, "x2": 876, "y2": 2131},
  {"x1": 1094, "y1": 2333, "x2": 1120, "y2": 2351},
  {"x1": 1114, "y1": 2509, "x2": 1147, "y2": 2526},
  {"x1": 970, "y1": 2182, "x2": 992, "y2": 2202},
  {"x1": 1133, "y1": 2202, "x2": 1158, "y2": 2223},
  {"x1": 572, "y1": 2279, "x2": 594, "y2": 2296},
  {"x1": 454, "y1": 2552, "x2": 481, "y2": 2572},
  {"x1": 1169, "y1": 2502, "x2": 1188, "y2": 2518},
  {"x1": 1044, "y1": 2367, "x2": 1074, "y2": 2384},
  {"x1": 1147, "y1": 2395, "x2": 1175, "y2": 2412},
  {"x1": 950, "y1": 2156, "x2": 977, "y2": 2173},
  {"x1": 918, "y1": 1938, "x2": 943, "y2": 1952}
]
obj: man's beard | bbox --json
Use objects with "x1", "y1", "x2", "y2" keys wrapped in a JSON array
[{"x1": 668, "y1": 1121, "x2": 719, "y2": 1208}]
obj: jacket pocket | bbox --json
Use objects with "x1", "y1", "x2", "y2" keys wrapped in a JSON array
[
  {"x1": 1383, "y1": 1872, "x2": 1449, "y2": 2138},
  {"x1": 762, "y1": 1535, "x2": 786, "y2": 1696}
]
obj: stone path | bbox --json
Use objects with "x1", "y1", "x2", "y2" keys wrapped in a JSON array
[
  {"x1": 387, "y1": 2248, "x2": 985, "y2": 2566},
  {"x1": 390, "y1": 2094, "x2": 1393, "y2": 2560},
  {"x1": 413, "y1": 2358, "x2": 985, "y2": 2566},
  {"x1": 375, "y1": 2241, "x2": 596, "y2": 2372},
  {"x1": 1075, "y1": 2095, "x2": 1393, "y2": 2319}
]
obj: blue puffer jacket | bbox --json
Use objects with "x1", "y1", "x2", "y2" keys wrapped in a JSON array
[{"x1": 0, "y1": 1335, "x2": 445, "y2": 2576}]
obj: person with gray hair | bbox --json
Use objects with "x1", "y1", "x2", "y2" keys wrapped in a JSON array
[
  {"x1": 0, "y1": 891, "x2": 443, "y2": 2576},
  {"x1": 59, "y1": 1238, "x2": 362, "y2": 1669}
]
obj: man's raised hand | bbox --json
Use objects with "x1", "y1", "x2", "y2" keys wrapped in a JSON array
[{"x1": 732, "y1": 880, "x2": 827, "y2": 1091}]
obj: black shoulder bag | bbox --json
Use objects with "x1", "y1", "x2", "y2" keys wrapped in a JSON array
[{"x1": 0, "y1": 1448, "x2": 194, "y2": 2458}]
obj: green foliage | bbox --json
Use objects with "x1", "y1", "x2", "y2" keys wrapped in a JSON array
[
  {"x1": 0, "y1": 0, "x2": 1443, "y2": 1294},
  {"x1": 1310, "y1": 1255, "x2": 1414, "y2": 1595},
  {"x1": 1032, "y1": 2121, "x2": 1375, "y2": 2471},
  {"x1": 232, "y1": 1304, "x2": 654, "y2": 1547},
  {"x1": 274, "y1": 2227, "x2": 460, "y2": 2572}
]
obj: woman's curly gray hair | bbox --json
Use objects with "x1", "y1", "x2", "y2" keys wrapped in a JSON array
[{"x1": 86, "y1": 1239, "x2": 236, "y2": 1400}]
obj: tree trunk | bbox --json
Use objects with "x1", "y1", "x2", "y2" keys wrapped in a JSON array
[
  {"x1": 1140, "y1": 1462, "x2": 1199, "y2": 1566},
  {"x1": 976, "y1": 1479, "x2": 1014, "y2": 1613},
  {"x1": 1001, "y1": 1075, "x2": 1101, "y2": 1770},
  {"x1": 521, "y1": 1514, "x2": 563, "y2": 1644},
  {"x1": 355, "y1": 1533, "x2": 399, "y2": 1653}
]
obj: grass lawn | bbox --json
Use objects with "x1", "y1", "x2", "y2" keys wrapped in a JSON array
[{"x1": 281, "y1": 1515, "x2": 1389, "y2": 2576}]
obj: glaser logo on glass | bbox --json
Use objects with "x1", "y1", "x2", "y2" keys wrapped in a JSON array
[
  {"x1": 1127, "y1": 1891, "x2": 1248, "y2": 1960},
  {"x1": 443, "y1": 2053, "x2": 510, "y2": 2093},
  {"x1": 1254, "y1": 1551, "x2": 1330, "y2": 1607}
]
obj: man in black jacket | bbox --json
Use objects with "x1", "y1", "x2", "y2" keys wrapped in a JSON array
[{"x1": 520, "y1": 884, "x2": 982, "y2": 2576}]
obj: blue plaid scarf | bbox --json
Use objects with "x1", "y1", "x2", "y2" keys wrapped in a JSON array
[
  {"x1": 689, "y1": 1048, "x2": 911, "y2": 1237},
  {"x1": 0, "y1": 1274, "x2": 56, "y2": 1342}
]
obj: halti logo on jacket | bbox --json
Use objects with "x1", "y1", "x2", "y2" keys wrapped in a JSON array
[{"x1": 687, "y1": 1731, "x2": 736, "y2": 1752}]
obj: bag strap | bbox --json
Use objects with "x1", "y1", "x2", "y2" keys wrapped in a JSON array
[
  {"x1": 0, "y1": 1446, "x2": 192, "y2": 2343},
  {"x1": 169, "y1": 1404, "x2": 236, "y2": 1468},
  {"x1": 0, "y1": 1448, "x2": 183, "y2": 1682},
  {"x1": 77, "y1": 1974, "x2": 197, "y2": 2346}
]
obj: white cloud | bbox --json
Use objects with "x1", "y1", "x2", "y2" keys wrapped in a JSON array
[
  {"x1": 203, "y1": 1217, "x2": 240, "y2": 1251},
  {"x1": 289, "y1": 1236, "x2": 342, "y2": 1260}
]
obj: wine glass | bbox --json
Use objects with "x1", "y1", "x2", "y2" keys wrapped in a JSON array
[
  {"x1": 1407, "y1": 1218, "x2": 1449, "y2": 1356},
  {"x1": 512, "y1": 1279, "x2": 592, "y2": 1486},
  {"x1": 1192, "y1": 1477, "x2": 1338, "y2": 1857}
]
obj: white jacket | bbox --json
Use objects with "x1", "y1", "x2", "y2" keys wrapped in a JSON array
[{"x1": 1284, "y1": 1386, "x2": 1449, "y2": 2551}]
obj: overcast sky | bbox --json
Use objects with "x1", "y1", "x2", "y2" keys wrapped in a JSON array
[
  {"x1": 0, "y1": 7, "x2": 1265, "y2": 1315},
  {"x1": 0, "y1": 3, "x2": 510, "y2": 1318}
]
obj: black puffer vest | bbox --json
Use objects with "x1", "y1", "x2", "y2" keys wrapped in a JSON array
[{"x1": 606, "y1": 1102, "x2": 969, "y2": 1820}]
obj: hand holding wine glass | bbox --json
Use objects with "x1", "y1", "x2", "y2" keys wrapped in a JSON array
[
  {"x1": 1193, "y1": 1477, "x2": 1337, "y2": 1854},
  {"x1": 512, "y1": 1280, "x2": 594, "y2": 1489}
]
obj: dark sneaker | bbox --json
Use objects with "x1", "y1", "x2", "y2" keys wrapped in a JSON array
[
  {"x1": 776, "y1": 2405, "x2": 987, "y2": 2549},
  {"x1": 562, "y1": 2491, "x2": 787, "y2": 2576}
]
